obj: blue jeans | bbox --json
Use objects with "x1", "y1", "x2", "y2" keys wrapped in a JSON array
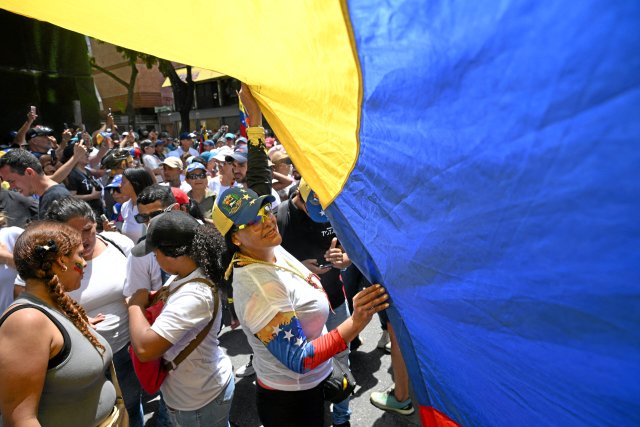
[
  {"x1": 157, "y1": 393, "x2": 173, "y2": 427},
  {"x1": 112, "y1": 344, "x2": 144, "y2": 427},
  {"x1": 325, "y1": 301, "x2": 352, "y2": 425},
  {"x1": 167, "y1": 376, "x2": 235, "y2": 427}
]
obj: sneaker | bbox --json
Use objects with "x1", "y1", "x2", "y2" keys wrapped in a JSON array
[
  {"x1": 370, "y1": 388, "x2": 415, "y2": 415},
  {"x1": 377, "y1": 331, "x2": 390, "y2": 349},
  {"x1": 235, "y1": 354, "x2": 255, "y2": 377}
]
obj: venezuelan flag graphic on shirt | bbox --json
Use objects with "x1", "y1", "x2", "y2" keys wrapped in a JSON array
[
  {"x1": 255, "y1": 311, "x2": 320, "y2": 373},
  {"x1": 2, "y1": 0, "x2": 639, "y2": 425}
]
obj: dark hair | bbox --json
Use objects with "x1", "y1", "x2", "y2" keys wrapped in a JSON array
[
  {"x1": 123, "y1": 167, "x2": 154, "y2": 196},
  {"x1": 137, "y1": 184, "x2": 176, "y2": 208},
  {"x1": 0, "y1": 149, "x2": 43, "y2": 175},
  {"x1": 14, "y1": 221, "x2": 105, "y2": 353},
  {"x1": 61, "y1": 144, "x2": 76, "y2": 164},
  {"x1": 140, "y1": 140, "x2": 153, "y2": 150},
  {"x1": 157, "y1": 224, "x2": 227, "y2": 287},
  {"x1": 183, "y1": 199, "x2": 205, "y2": 222},
  {"x1": 222, "y1": 230, "x2": 239, "y2": 283},
  {"x1": 191, "y1": 157, "x2": 207, "y2": 167},
  {"x1": 45, "y1": 196, "x2": 96, "y2": 224}
]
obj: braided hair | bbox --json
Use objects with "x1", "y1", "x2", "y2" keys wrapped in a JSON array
[{"x1": 13, "y1": 221, "x2": 105, "y2": 354}]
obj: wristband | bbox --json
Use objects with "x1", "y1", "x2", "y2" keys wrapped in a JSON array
[{"x1": 247, "y1": 126, "x2": 266, "y2": 149}]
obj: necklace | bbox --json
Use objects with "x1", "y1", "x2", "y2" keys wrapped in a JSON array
[{"x1": 227, "y1": 252, "x2": 334, "y2": 312}]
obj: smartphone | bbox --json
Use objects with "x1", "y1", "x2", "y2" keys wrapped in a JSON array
[
  {"x1": 30, "y1": 105, "x2": 36, "y2": 114},
  {"x1": 100, "y1": 214, "x2": 109, "y2": 223},
  {"x1": 316, "y1": 259, "x2": 332, "y2": 269}
]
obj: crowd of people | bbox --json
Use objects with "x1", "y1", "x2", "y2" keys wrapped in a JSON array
[{"x1": 0, "y1": 85, "x2": 412, "y2": 427}]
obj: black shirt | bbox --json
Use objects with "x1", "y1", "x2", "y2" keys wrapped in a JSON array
[
  {"x1": 66, "y1": 168, "x2": 104, "y2": 218},
  {"x1": 0, "y1": 189, "x2": 38, "y2": 227},
  {"x1": 277, "y1": 199, "x2": 345, "y2": 309}
]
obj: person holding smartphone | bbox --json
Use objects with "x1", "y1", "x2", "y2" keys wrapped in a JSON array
[{"x1": 62, "y1": 143, "x2": 105, "y2": 225}]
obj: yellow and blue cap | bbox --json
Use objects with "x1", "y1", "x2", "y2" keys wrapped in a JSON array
[{"x1": 213, "y1": 187, "x2": 275, "y2": 235}]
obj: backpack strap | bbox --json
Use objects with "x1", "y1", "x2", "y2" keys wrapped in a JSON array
[
  {"x1": 164, "y1": 277, "x2": 219, "y2": 371},
  {"x1": 97, "y1": 233, "x2": 127, "y2": 258}
]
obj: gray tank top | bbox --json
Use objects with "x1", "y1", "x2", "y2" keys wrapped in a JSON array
[{"x1": 1, "y1": 294, "x2": 115, "y2": 426}]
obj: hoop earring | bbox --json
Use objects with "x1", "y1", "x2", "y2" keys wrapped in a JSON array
[{"x1": 61, "y1": 265, "x2": 67, "y2": 272}]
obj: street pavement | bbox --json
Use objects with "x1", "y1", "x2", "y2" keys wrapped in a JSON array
[{"x1": 144, "y1": 317, "x2": 422, "y2": 426}]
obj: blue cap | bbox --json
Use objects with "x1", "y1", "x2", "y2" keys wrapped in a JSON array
[
  {"x1": 203, "y1": 139, "x2": 215, "y2": 146},
  {"x1": 106, "y1": 174, "x2": 123, "y2": 189},
  {"x1": 179, "y1": 132, "x2": 192, "y2": 140},
  {"x1": 186, "y1": 162, "x2": 206, "y2": 173},
  {"x1": 224, "y1": 132, "x2": 235, "y2": 140},
  {"x1": 200, "y1": 151, "x2": 214, "y2": 163},
  {"x1": 298, "y1": 178, "x2": 329, "y2": 223},
  {"x1": 225, "y1": 144, "x2": 248, "y2": 163}
]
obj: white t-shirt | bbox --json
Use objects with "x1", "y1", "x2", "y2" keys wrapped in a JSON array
[
  {"x1": 232, "y1": 246, "x2": 332, "y2": 391},
  {"x1": 142, "y1": 154, "x2": 164, "y2": 183},
  {"x1": 208, "y1": 176, "x2": 232, "y2": 196},
  {"x1": 151, "y1": 268, "x2": 232, "y2": 411},
  {"x1": 159, "y1": 178, "x2": 191, "y2": 193},
  {"x1": 123, "y1": 252, "x2": 163, "y2": 297},
  {"x1": 167, "y1": 147, "x2": 198, "y2": 159},
  {"x1": 270, "y1": 187, "x2": 281, "y2": 210},
  {"x1": 15, "y1": 232, "x2": 134, "y2": 353},
  {"x1": 121, "y1": 200, "x2": 145, "y2": 243},
  {"x1": 0, "y1": 227, "x2": 22, "y2": 313}
]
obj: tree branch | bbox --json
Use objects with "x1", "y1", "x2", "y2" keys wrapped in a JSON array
[{"x1": 89, "y1": 58, "x2": 129, "y2": 88}]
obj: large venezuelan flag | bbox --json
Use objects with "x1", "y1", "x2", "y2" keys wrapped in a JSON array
[{"x1": 2, "y1": 1, "x2": 638, "y2": 425}]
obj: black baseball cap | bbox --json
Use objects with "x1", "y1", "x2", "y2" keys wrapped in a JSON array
[{"x1": 131, "y1": 210, "x2": 199, "y2": 257}]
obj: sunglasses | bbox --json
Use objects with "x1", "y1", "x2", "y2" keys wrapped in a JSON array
[
  {"x1": 134, "y1": 203, "x2": 177, "y2": 224},
  {"x1": 186, "y1": 172, "x2": 207, "y2": 180},
  {"x1": 237, "y1": 204, "x2": 274, "y2": 230}
]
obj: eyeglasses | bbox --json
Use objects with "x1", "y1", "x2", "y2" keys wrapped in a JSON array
[
  {"x1": 134, "y1": 203, "x2": 177, "y2": 224},
  {"x1": 186, "y1": 173, "x2": 207, "y2": 180},
  {"x1": 237, "y1": 204, "x2": 274, "y2": 230}
]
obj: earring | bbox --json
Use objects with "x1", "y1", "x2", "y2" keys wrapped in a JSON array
[{"x1": 61, "y1": 265, "x2": 68, "y2": 272}]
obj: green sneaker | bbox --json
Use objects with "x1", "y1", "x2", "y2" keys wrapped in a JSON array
[{"x1": 370, "y1": 388, "x2": 415, "y2": 415}]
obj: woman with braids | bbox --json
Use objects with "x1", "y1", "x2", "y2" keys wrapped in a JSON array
[
  {"x1": 212, "y1": 84, "x2": 389, "y2": 426},
  {"x1": 128, "y1": 210, "x2": 233, "y2": 427},
  {"x1": 37, "y1": 196, "x2": 146, "y2": 427},
  {"x1": 0, "y1": 221, "x2": 116, "y2": 426}
]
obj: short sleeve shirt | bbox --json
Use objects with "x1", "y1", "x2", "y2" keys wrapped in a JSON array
[{"x1": 232, "y1": 246, "x2": 332, "y2": 391}]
